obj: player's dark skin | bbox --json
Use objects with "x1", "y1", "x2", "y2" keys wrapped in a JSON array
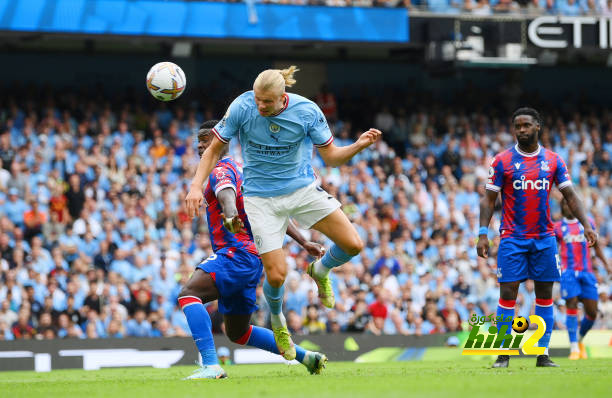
[
  {"x1": 477, "y1": 113, "x2": 598, "y2": 305},
  {"x1": 179, "y1": 124, "x2": 325, "y2": 343},
  {"x1": 559, "y1": 198, "x2": 610, "y2": 321}
]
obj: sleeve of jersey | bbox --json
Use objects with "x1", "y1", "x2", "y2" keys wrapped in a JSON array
[
  {"x1": 485, "y1": 157, "x2": 503, "y2": 192},
  {"x1": 210, "y1": 167, "x2": 237, "y2": 197},
  {"x1": 554, "y1": 155, "x2": 572, "y2": 189},
  {"x1": 212, "y1": 98, "x2": 242, "y2": 144},
  {"x1": 308, "y1": 105, "x2": 334, "y2": 147}
]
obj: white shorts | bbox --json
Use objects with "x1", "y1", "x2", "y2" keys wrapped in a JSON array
[{"x1": 243, "y1": 182, "x2": 341, "y2": 254}]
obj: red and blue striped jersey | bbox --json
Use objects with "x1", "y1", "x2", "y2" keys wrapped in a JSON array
[
  {"x1": 204, "y1": 157, "x2": 259, "y2": 256},
  {"x1": 486, "y1": 145, "x2": 571, "y2": 239},
  {"x1": 553, "y1": 218, "x2": 595, "y2": 272}
]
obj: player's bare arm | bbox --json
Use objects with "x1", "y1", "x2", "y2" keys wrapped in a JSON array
[
  {"x1": 317, "y1": 128, "x2": 382, "y2": 167},
  {"x1": 592, "y1": 238, "x2": 610, "y2": 272},
  {"x1": 477, "y1": 189, "x2": 498, "y2": 259},
  {"x1": 286, "y1": 220, "x2": 326, "y2": 258},
  {"x1": 186, "y1": 136, "x2": 226, "y2": 217},
  {"x1": 216, "y1": 187, "x2": 245, "y2": 234},
  {"x1": 559, "y1": 185, "x2": 598, "y2": 246}
]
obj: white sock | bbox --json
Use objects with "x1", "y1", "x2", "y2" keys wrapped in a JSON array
[
  {"x1": 302, "y1": 351, "x2": 313, "y2": 366},
  {"x1": 543, "y1": 347, "x2": 549, "y2": 356},
  {"x1": 578, "y1": 335, "x2": 584, "y2": 343},
  {"x1": 271, "y1": 312, "x2": 287, "y2": 330},
  {"x1": 570, "y1": 342, "x2": 579, "y2": 352},
  {"x1": 313, "y1": 259, "x2": 330, "y2": 278}
]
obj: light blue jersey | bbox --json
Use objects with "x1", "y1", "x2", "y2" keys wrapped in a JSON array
[{"x1": 212, "y1": 91, "x2": 333, "y2": 197}]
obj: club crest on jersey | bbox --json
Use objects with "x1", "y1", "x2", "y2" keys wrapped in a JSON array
[
  {"x1": 540, "y1": 161, "x2": 550, "y2": 171},
  {"x1": 269, "y1": 123, "x2": 281, "y2": 133}
]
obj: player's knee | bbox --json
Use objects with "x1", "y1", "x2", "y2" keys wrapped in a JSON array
[
  {"x1": 178, "y1": 286, "x2": 198, "y2": 301},
  {"x1": 226, "y1": 326, "x2": 250, "y2": 344},
  {"x1": 266, "y1": 270, "x2": 287, "y2": 288},
  {"x1": 585, "y1": 309, "x2": 598, "y2": 320},
  {"x1": 344, "y1": 236, "x2": 364, "y2": 256}
]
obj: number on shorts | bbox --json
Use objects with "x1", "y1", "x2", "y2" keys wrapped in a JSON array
[{"x1": 200, "y1": 254, "x2": 217, "y2": 265}]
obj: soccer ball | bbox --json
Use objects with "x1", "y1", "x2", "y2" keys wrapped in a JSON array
[
  {"x1": 512, "y1": 316, "x2": 529, "y2": 333},
  {"x1": 146, "y1": 62, "x2": 186, "y2": 101}
]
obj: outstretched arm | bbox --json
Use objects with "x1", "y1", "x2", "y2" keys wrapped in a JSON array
[
  {"x1": 185, "y1": 137, "x2": 226, "y2": 217},
  {"x1": 317, "y1": 128, "x2": 382, "y2": 167},
  {"x1": 560, "y1": 185, "x2": 598, "y2": 246},
  {"x1": 216, "y1": 187, "x2": 246, "y2": 234},
  {"x1": 286, "y1": 220, "x2": 326, "y2": 258},
  {"x1": 476, "y1": 189, "x2": 498, "y2": 259}
]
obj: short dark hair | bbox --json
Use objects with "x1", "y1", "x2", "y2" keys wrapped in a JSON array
[
  {"x1": 197, "y1": 120, "x2": 219, "y2": 142},
  {"x1": 511, "y1": 107, "x2": 541, "y2": 125}
]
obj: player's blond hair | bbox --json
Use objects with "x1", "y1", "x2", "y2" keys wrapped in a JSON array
[{"x1": 253, "y1": 66, "x2": 299, "y2": 94}]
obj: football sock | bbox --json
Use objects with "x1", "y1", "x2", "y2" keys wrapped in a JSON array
[
  {"x1": 315, "y1": 245, "x2": 354, "y2": 277},
  {"x1": 179, "y1": 296, "x2": 218, "y2": 366},
  {"x1": 496, "y1": 299, "x2": 515, "y2": 347},
  {"x1": 579, "y1": 314, "x2": 595, "y2": 342},
  {"x1": 566, "y1": 308, "x2": 578, "y2": 350},
  {"x1": 535, "y1": 298, "x2": 554, "y2": 350},
  {"x1": 263, "y1": 279, "x2": 286, "y2": 329},
  {"x1": 236, "y1": 325, "x2": 306, "y2": 363}
]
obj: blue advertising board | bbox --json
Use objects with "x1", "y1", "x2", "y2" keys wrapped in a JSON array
[{"x1": 0, "y1": 0, "x2": 409, "y2": 42}]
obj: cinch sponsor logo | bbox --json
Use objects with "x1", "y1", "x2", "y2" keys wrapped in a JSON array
[
  {"x1": 461, "y1": 314, "x2": 546, "y2": 356},
  {"x1": 564, "y1": 234, "x2": 586, "y2": 243},
  {"x1": 513, "y1": 176, "x2": 550, "y2": 191}
]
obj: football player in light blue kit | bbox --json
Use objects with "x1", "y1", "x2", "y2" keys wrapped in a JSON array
[{"x1": 186, "y1": 66, "x2": 381, "y2": 359}]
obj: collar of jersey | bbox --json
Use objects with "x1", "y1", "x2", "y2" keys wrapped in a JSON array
[
  {"x1": 268, "y1": 94, "x2": 289, "y2": 117},
  {"x1": 514, "y1": 144, "x2": 541, "y2": 157},
  {"x1": 563, "y1": 217, "x2": 578, "y2": 224}
]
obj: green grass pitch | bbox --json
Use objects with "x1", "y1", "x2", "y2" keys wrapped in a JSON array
[{"x1": 1, "y1": 359, "x2": 610, "y2": 398}]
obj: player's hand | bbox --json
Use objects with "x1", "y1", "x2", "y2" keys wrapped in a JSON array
[
  {"x1": 357, "y1": 128, "x2": 382, "y2": 149},
  {"x1": 476, "y1": 236, "x2": 489, "y2": 259},
  {"x1": 584, "y1": 228, "x2": 598, "y2": 247},
  {"x1": 303, "y1": 242, "x2": 326, "y2": 258},
  {"x1": 185, "y1": 188, "x2": 204, "y2": 218},
  {"x1": 222, "y1": 214, "x2": 245, "y2": 234}
]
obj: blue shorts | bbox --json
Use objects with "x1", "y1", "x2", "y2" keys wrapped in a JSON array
[
  {"x1": 497, "y1": 236, "x2": 561, "y2": 282},
  {"x1": 197, "y1": 249, "x2": 263, "y2": 315},
  {"x1": 561, "y1": 270, "x2": 598, "y2": 301}
]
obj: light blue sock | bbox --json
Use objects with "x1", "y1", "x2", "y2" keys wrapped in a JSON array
[
  {"x1": 179, "y1": 297, "x2": 218, "y2": 365},
  {"x1": 263, "y1": 278, "x2": 284, "y2": 316},
  {"x1": 535, "y1": 302, "x2": 554, "y2": 349},
  {"x1": 321, "y1": 244, "x2": 354, "y2": 269},
  {"x1": 240, "y1": 326, "x2": 306, "y2": 363}
]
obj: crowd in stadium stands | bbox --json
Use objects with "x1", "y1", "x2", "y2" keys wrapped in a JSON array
[
  {"x1": 0, "y1": 85, "x2": 610, "y2": 341},
  {"x1": 236, "y1": 0, "x2": 612, "y2": 16}
]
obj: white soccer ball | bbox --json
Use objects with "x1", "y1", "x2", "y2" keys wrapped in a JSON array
[{"x1": 146, "y1": 62, "x2": 186, "y2": 102}]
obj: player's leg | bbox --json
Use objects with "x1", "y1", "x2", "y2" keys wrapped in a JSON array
[
  {"x1": 491, "y1": 281, "x2": 520, "y2": 368},
  {"x1": 577, "y1": 271, "x2": 599, "y2": 359},
  {"x1": 288, "y1": 182, "x2": 357, "y2": 308},
  {"x1": 259, "y1": 249, "x2": 296, "y2": 360},
  {"x1": 178, "y1": 268, "x2": 227, "y2": 379},
  {"x1": 308, "y1": 209, "x2": 363, "y2": 308},
  {"x1": 243, "y1": 195, "x2": 296, "y2": 360},
  {"x1": 492, "y1": 238, "x2": 528, "y2": 368},
  {"x1": 565, "y1": 296, "x2": 580, "y2": 359},
  {"x1": 224, "y1": 315, "x2": 327, "y2": 375},
  {"x1": 530, "y1": 236, "x2": 560, "y2": 367}
]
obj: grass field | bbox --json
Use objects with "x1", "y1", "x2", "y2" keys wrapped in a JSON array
[{"x1": 1, "y1": 359, "x2": 611, "y2": 398}]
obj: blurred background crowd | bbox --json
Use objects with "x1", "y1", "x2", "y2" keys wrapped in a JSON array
[
  {"x1": 0, "y1": 84, "x2": 610, "y2": 341},
  {"x1": 232, "y1": 0, "x2": 612, "y2": 17}
]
